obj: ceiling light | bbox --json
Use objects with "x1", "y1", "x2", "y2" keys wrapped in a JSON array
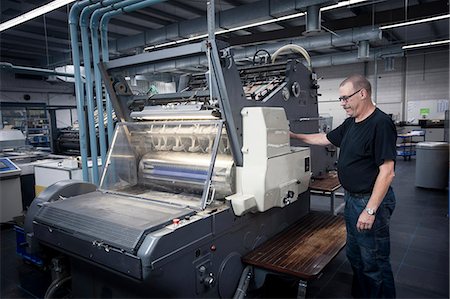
[
  {"x1": 402, "y1": 39, "x2": 450, "y2": 50},
  {"x1": 0, "y1": 0, "x2": 76, "y2": 32},
  {"x1": 380, "y1": 14, "x2": 450, "y2": 30},
  {"x1": 321, "y1": 0, "x2": 371, "y2": 11}
]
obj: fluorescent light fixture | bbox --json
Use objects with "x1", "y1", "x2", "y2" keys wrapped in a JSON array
[
  {"x1": 402, "y1": 39, "x2": 450, "y2": 50},
  {"x1": 144, "y1": 0, "x2": 373, "y2": 51},
  {"x1": 0, "y1": 0, "x2": 76, "y2": 32},
  {"x1": 321, "y1": 0, "x2": 371, "y2": 11},
  {"x1": 380, "y1": 14, "x2": 450, "y2": 30}
]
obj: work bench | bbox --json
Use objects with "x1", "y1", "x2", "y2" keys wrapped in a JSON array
[
  {"x1": 243, "y1": 212, "x2": 346, "y2": 298},
  {"x1": 309, "y1": 172, "x2": 344, "y2": 215}
]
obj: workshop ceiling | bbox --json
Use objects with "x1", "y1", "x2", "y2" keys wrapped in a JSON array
[{"x1": 0, "y1": 0, "x2": 448, "y2": 69}]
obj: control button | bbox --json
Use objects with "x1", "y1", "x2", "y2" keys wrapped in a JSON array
[{"x1": 172, "y1": 218, "x2": 180, "y2": 225}]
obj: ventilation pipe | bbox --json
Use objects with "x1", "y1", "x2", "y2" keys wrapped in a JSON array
[
  {"x1": 304, "y1": 5, "x2": 321, "y2": 35},
  {"x1": 69, "y1": 0, "x2": 101, "y2": 182},
  {"x1": 310, "y1": 46, "x2": 403, "y2": 68},
  {"x1": 75, "y1": 0, "x2": 166, "y2": 184},
  {"x1": 357, "y1": 40, "x2": 370, "y2": 60},
  {"x1": 232, "y1": 27, "x2": 382, "y2": 61},
  {"x1": 80, "y1": 2, "x2": 112, "y2": 185},
  {"x1": 0, "y1": 62, "x2": 76, "y2": 78},
  {"x1": 92, "y1": 0, "x2": 167, "y2": 145},
  {"x1": 124, "y1": 45, "x2": 402, "y2": 75},
  {"x1": 89, "y1": 0, "x2": 156, "y2": 158}
]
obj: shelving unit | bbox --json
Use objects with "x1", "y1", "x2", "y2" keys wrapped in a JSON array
[
  {"x1": 396, "y1": 130, "x2": 426, "y2": 160},
  {"x1": 0, "y1": 103, "x2": 51, "y2": 149}
]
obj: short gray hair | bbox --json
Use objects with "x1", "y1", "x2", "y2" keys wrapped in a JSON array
[{"x1": 340, "y1": 74, "x2": 372, "y2": 96}]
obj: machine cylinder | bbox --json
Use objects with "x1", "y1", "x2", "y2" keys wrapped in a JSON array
[{"x1": 138, "y1": 151, "x2": 235, "y2": 198}]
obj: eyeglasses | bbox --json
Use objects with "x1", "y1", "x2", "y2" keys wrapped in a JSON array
[{"x1": 339, "y1": 89, "x2": 362, "y2": 102}]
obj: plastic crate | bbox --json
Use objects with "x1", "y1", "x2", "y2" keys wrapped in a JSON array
[{"x1": 14, "y1": 225, "x2": 43, "y2": 266}]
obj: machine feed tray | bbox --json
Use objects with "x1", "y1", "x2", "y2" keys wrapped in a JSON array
[{"x1": 34, "y1": 191, "x2": 194, "y2": 253}]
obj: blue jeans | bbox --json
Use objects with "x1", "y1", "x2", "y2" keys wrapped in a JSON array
[{"x1": 344, "y1": 187, "x2": 396, "y2": 298}]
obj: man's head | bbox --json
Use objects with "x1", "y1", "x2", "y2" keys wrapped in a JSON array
[{"x1": 338, "y1": 74, "x2": 373, "y2": 119}]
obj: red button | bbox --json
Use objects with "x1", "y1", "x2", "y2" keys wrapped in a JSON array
[{"x1": 173, "y1": 218, "x2": 180, "y2": 225}]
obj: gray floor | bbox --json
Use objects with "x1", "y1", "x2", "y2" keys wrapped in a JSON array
[
  {"x1": 1, "y1": 157, "x2": 449, "y2": 298},
  {"x1": 305, "y1": 158, "x2": 449, "y2": 298}
]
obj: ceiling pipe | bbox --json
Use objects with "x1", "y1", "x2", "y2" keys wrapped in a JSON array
[
  {"x1": 87, "y1": 0, "x2": 147, "y2": 166},
  {"x1": 0, "y1": 62, "x2": 75, "y2": 78},
  {"x1": 357, "y1": 40, "x2": 370, "y2": 60},
  {"x1": 304, "y1": 5, "x2": 321, "y2": 35},
  {"x1": 112, "y1": 0, "x2": 338, "y2": 53},
  {"x1": 93, "y1": 0, "x2": 167, "y2": 144},
  {"x1": 69, "y1": 0, "x2": 101, "y2": 182},
  {"x1": 120, "y1": 44, "x2": 403, "y2": 75},
  {"x1": 310, "y1": 46, "x2": 403, "y2": 68},
  {"x1": 80, "y1": 1, "x2": 120, "y2": 184},
  {"x1": 123, "y1": 26, "x2": 381, "y2": 74},
  {"x1": 90, "y1": 3, "x2": 122, "y2": 150},
  {"x1": 90, "y1": 3, "x2": 119, "y2": 159},
  {"x1": 76, "y1": 0, "x2": 167, "y2": 181},
  {"x1": 232, "y1": 26, "x2": 382, "y2": 61}
]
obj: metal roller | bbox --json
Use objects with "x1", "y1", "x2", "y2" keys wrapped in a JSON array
[{"x1": 138, "y1": 151, "x2": 235, "y2": 198}]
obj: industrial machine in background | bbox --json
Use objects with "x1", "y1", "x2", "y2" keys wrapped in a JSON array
[{"x1": 23, "y1": 37, "x2": 336, "y2": 298}]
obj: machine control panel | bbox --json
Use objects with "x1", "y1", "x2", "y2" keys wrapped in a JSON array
[{"x1": 0, "y1": 158, "x2": 21, "y2": 178}]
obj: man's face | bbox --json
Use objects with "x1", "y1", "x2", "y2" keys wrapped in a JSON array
[{"x1": 339, "y1": 82, "x2": 362, "y2": 118}]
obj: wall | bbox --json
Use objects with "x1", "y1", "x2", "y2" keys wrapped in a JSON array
[
  {"x1": 315, "y1": 49, "x2": 449, "y2": 129},
  {"x1": 0, "y1": 72, "x2": 77, "y2": 129}
]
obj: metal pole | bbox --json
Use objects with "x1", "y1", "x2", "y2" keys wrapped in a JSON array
[{"x1": 207, "y1": 0, "x2": 243, "y2": 166}]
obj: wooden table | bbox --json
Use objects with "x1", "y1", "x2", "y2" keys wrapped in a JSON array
[
  {"x1": 309, "y1": 172, "x2": 343, "y2": 215},
  {"x1": 243, "y1": 212, "x2": 346, "y2": 298}
]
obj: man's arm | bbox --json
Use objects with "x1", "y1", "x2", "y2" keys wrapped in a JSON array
[
  {"x1": 289, "y1": 132, "x2": 331, "y2": 146},
  {"x1": 357, "y1": 160, "x2": 395, "y2": 231}
]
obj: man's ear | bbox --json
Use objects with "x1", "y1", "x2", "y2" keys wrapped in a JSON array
[{"x1": 360, "y1": 88, "x2": 367, "y2": 99}]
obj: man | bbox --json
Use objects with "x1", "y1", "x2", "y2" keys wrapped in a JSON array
[{"x1": 290, "y1": 74, "x2": 397, "y2": 298}]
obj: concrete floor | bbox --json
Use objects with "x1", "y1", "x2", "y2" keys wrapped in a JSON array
[{"x1": 1, "y1": 157, "x2": 449, "y2": 298}]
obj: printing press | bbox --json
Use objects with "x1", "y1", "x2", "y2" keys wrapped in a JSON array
[{"x1": 24, "y1": 40, "x2": 336, "y2": 298}]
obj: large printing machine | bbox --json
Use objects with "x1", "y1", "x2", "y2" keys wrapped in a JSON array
[{"x1": 23, "y1": 41, "x2": 336, "y2": 298}]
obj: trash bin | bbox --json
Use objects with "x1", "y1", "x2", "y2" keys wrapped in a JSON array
[{"x1": 415, "y1": 142, "x2": 449, "y2": 189}]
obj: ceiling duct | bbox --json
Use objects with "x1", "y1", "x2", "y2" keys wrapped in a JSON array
[
  {"x1": 124, "y1": 45, "x2": 403, "y2": 75},
  {"x1": 0, "y1": 62, "x2": 76, "y2": 78},
  {"x1": 112, "y1": 0, "x2": 339, "y2": 53},
  {"x1": 310, "y1": 46, "x2": 403, "y2": 68},
  {"x1": 108, "y1": 27, "x2": 393, "y2": 75},
  {"x1": 304, "y1": 5, "x2": 321, "y2": 36},
  {"x1": 232, "y1": 26, "x2": 382, "y2": 61}
]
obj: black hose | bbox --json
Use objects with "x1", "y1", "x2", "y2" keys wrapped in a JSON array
[
  {"x1": 252, "y1": 49, "x2": 272, "y2": 65},
  {"x1": 44, "y1": 275, "x2": 71, "y2": 299},
  {"x1": 233, "y1": 266, "x2": 252, "y2": 299}
]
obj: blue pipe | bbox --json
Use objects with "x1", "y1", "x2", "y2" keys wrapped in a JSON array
[
  {"x1": 80, "y1": 1, "x2": 122, "y2": 173},
  {"x1": 79, "y1": 2, "x2": 114, "y2": 185},
  {"x1": 90, "y1": 0, "x2": 134, "y2": 149},
  {"x1": 78, "y1": 0, "x2": 128, "y2": 183},
  {"x1": 90, "y1": 21, "x2": 107, "y2": 164},
  {"x1": 97, "y1": 0, "x2": 166, "y2": 145},
  {"x1": 69, "y1": 0, "x2": 100, "y2": 182},
  {"x1": 100, "y1": 17, "x2": 114, "y2": 145},
  {"x1": 100, "y1": 25, "x2": 114, "y2": 145}
]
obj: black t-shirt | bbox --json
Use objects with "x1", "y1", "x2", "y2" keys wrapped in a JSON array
[{"x1": 326, "y1": 108, "x2": 397, "y2": 193}]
